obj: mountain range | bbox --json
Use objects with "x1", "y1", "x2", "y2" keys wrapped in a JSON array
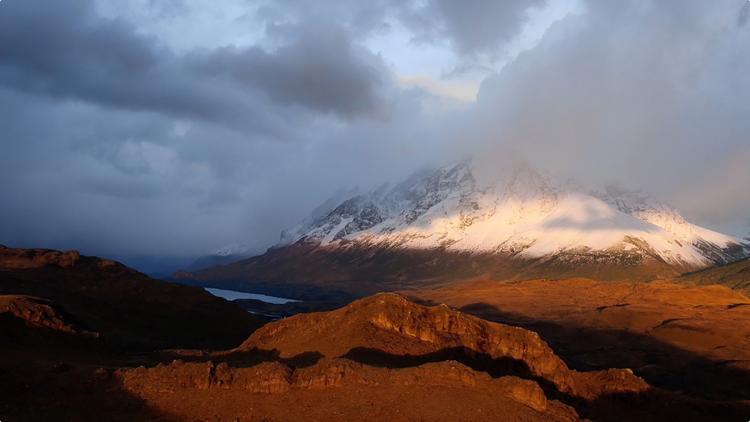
[{"x1": 183, "y1": 160, "x2": 749, "y2": 298}]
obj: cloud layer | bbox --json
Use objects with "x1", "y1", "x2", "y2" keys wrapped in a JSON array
[{"x1": 1, "y1": 0, "x2": 748, "y2": 260}]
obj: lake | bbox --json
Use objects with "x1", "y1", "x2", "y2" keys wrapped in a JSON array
[{"x1": 204, "y1": 287, "x2": 300, "y2": 304}]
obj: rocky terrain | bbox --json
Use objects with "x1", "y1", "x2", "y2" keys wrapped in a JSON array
[
  {"x1": 116, "y1": 359, "x2": 581, "y2": 421},
  {"x1": 103, "y1": 293, "x2": 749, "y2": 421},
  {"x1": 3, "y1": 245, "x2": 750, "y2": 421},
  {"x1": 0, "y1": 250, "x2": 592, "y2": 422},
  {"x1": 411, "y1": 279, "x2": 750, "y2": 406}
]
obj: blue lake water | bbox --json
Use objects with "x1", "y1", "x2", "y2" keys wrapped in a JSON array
[{"x1": 204, "y1": 287, "x2": 300, "y2": 304}]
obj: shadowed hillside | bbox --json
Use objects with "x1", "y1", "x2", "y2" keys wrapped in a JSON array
[{"x1": 679, "y1": 257, "x2": 750, "y2": 295}]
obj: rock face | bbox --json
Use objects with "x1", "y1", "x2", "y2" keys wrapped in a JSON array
[
  {"x1": 117, "y1": 293, "x2": 654, "y2": 421},
  {"x1": 241, "y1": 293, "x2": 648, "y2": 400},
  {"x1": 0, "y1": 246, "x2": 265, "y2": 350},
  {"x1": 187, "y1": 160, "x2": 749, "y2": 297},
  {"x1": 117, "y1": 359, "x2": 580, "y2": 421},
  {"x1": 116, "y1": 359, "x2": 580, "y2": 421},
  {"x1": 112, "y1": 292, "x2": 749, "y2": 421}
]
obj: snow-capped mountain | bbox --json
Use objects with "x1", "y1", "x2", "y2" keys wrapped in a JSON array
[
  {"x1": 280, "y1": 186, "x2": 361, "y2": 245},
  {"x1": 280, "y1": 160, "x2": 748, "y2": 269},
  {"x1": 184, "y1": 159, "x2": 748, "y2": 297}
]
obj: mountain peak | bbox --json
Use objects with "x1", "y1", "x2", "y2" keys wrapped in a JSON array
[{"x1": 276, "y1": 159, "x2": 747, "y2": 270}]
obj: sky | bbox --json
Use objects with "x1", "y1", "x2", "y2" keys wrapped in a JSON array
[{"x1": 1, "y1": 0, "x2": 749, "y2": 260}]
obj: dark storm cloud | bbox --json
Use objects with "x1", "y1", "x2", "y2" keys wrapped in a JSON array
[
  {"x1": 0, "y1": 0, "x2": 428, "y2": 257},
  {"x1": 0, "y1": 0, "x2": 224, "y2": 119},
  {"x1": 194, "y1": 22, "x2": 389, "y2": 118},
  {"x1": 0, "y1": 0, "x2": 388, "y2": 122}
]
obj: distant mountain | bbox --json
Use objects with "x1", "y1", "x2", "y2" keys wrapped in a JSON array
[
  {"x1": 283, "y1": 160, "x2": 745, "y2": 266},
  {"x1": 184, "y1": 160, "x2": 749, "y2": 298}
]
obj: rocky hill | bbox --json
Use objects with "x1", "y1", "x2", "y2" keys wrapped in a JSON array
[
  {"x1": 112, "y1": 293, "x2": 748, "y2": 421},
  {"x1": 4, "y1": 263, "x2": 749, "y2": 420}
]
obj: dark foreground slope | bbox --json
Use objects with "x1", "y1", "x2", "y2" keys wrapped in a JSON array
[
  {"x1": 0, "y1": 245, "x2": 265, "y2": 350},
  {"x1": 0, "y1": 246, "x2": 270, "y2": 421}
]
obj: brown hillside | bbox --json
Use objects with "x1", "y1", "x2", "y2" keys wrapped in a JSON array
[
  {"x1": 679, "y1": 257, "x2": 750, "y2": 295},
  {"x1": 183, "y1": 243, "x2": 685, "y2": 300}
]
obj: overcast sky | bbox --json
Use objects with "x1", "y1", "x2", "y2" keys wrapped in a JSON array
[{"x1": 1, "y1": 0, "x2": 749, "y2": 259}]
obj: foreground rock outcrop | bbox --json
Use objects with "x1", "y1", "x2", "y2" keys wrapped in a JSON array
[
  {"x1": 241, "y1": 293, "x2": 648, "y2": 401},
  {"x1": 112, "y1": 292, "x2": 750, "y2": 421},
  {"x1": 110, "y1": 294, "x2": 671, "y2": 421}
]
